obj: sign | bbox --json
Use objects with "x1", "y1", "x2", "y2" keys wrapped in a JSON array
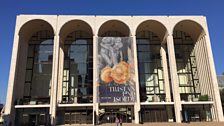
[{"x1": 96, "y1": 37, "x2": 136, "y2": 103}]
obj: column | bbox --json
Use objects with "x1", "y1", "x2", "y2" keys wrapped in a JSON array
[
  {"x1": 166, "y1": 35, "x2": 182, "y2": 123},
  {"x1": 160, "y1": 44, "x2": 171, "y2": 102},
  {"x1": 132, "y1": 35, "x2": 140, "y2": 124},
  {"x1": 93, "y1": 35, "x2": 99, "y2": 125},
  {"x1": 204, "y1": 35, "x2": 224, "y2": 121},
  {"x1": 57, "y1": 42, "x2": 64, "y2": 103},
  {"x1": 160, "y1": 43, "x2": 173, "y2": 122},
  {"x1": 50, "y1": 35, "x2": 60, "y2": 125},
  {"x1": 4, "y1": 34, "x2": 20, "y2": 126}
]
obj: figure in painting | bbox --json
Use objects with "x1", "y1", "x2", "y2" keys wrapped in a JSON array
[
  {"x1": 111, "y1": 37, "x2": 123, "y2": 65},
  {"x1": 99, "y1": 37, "x2": 114, "y2": 67}
]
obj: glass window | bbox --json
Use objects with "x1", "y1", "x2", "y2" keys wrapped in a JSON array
[
  {"x1": 62, "y1": 31, "x2": 93, "y2": 104},
  {"x1": 173, "y1": 31, "x2": 201, "y2": 101},
  {"x1": 23, "y1": 30, "x2": 53, "y2": 104},
  {"x1": 137, "y1": 31, "x2": 165, "y2": 102}
]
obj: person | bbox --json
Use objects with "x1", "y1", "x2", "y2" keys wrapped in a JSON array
[
  {"x1": 100, "y1": 37, "x2": 114, "y2": 67},
  {"x1": 111, "y1": 37, "x2": 123, "y2": 65},
  {"x1": 115, "y1": 117, "x2": 119, "y2": 126},
  {"x1": 107, "y1": 116, "x2": 110, "y2": 123},
  {"x1": 119, "y1": 115, "x2": 122, "y2": 126}
]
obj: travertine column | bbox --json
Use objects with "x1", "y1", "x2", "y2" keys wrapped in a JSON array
[
  {"x1": 50, "y1": 35, "x2": 60, "y2": 125},
  {"x1": 132, "y1": 35, "x2": 140, "y2": 124},
  {"x1": 160, "y1": 44, "x2": 171, "y2": 102},
  {"x1": 166, "y1": 35, "x2": 182, "y2": 123},
  {"x1": 204, "y1": 35, "x2": 224, "y2": 121},
  {"x1": 160, "y1": 43, "x2": 173, "y2": 121},
  {"x1": 4, "y1": 33, "x2": 20, "y2": 126},
  {"x1": 93, "y1": 35, "x2": 99, "y2": 124},
  {"x1": 57, "y1": 41, "x2": 64, "y2": 103}
]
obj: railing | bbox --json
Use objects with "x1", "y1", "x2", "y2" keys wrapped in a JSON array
[
  {"x1": 180, "y1": 94, "x2": 212, "y2": 102},
  {"x1": 61, "y1": 96, "x2": 93, "y2": 104},
  {"x1": 140, "y1": 95, "x2": 172, "y2": 102},
  {"x1": 15, "y1": 96, "x2": 50, "y2": 105}
]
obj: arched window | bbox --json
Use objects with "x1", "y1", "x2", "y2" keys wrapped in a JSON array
[
  {"x1": 136, "y1": 31, "x2": 165, "y2": 102},
  {"x1": 62, "y1": 31, "x2": 93, "y2": 103},
  {"x1": 173, "y1": 31, "x2": 200, "y2": 101},
  {"x1": 23, "y1": 30, "x2": 54, "y2": 104}
]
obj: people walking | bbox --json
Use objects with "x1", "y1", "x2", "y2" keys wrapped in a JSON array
[
  {"x1": 119, "y1": 115, "x2": 122, "y2": 126},
  {"x1": 115, "y1": 117, "x2": 119, "y2": 126}
]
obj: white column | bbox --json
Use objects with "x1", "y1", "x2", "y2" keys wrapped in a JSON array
[
  {"x1": 160, "y1": 44, "x2": 171, "y2": 102},
  {"x1": 4, "y1": 34, "x2": 20, "y2": 125},
  {"x1": 93, "y1": 35, "x2": 99, "y2": 125},
  {"x1": 57, "y1": 42, "x2": 64, "y2": 103},
  {"x1": 132, "y1": 35, "x2": 140, "y2": 124},
  {"x1": 160, "y1": 44, "x2": 173, "y2": 122},
  {"x1": 204, "y1": 35, "x2": 224, "y2": 121},
  {"x1": 50, "y1": 35, "x2": 60, "y2": 125},
  {"x1": 166, "y1": 35, "x2": 182, "y2": 123}
]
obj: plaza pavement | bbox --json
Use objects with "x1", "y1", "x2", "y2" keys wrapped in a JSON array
[{"x1": 62, "y1": 122, "x2": 224, "y2": 126}]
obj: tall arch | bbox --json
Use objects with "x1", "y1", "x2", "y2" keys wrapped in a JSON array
[
  {"x1": 15, "y1": 19, "x2": 54, "y2": 101},
  {"x1": 59, "y1": 20, "x2": 93, "y2": 41},
  {"x1": 172, "y1": 20, "x2": 215, "y2": 122},
  {"x1": 12, "y1": 19, "x2": 54, "y2": 125},
  {"x1": 56, "y1": 19, "x2": 94, "y2": 125},
  {"x1": 98, "y1": 20, "x2": 130, "y2": 37},
  {"x1": 136, "y1": 20, "x2": 167, "y2": 41},
  {"x1": 172, "y1": 20, "x2": 205, "y2": 42},
  {"x1": 135, "y1": 20, "x2": 173, "y2": 122},
  {"x1": 19, "y1": 19, "x2": 54, "y2": 42}
]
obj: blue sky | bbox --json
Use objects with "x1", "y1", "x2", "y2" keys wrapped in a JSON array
[{"x1": 0, "y1": 0, "x2": 224, "y2": 103}]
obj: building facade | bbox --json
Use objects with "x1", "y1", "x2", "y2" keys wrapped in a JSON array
[{"x1": 4, "y1": 15, "x2": 224, "y2": 125}]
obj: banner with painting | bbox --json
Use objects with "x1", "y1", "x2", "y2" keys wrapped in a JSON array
[{"x1": 96, "y1": 37, "x2": 136, "y2": 103}]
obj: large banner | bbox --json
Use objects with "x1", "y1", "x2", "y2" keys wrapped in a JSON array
[{"x1": 97, "y1": 37, "x2": 136, "y2": 103}]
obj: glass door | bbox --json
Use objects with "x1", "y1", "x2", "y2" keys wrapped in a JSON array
[{"x1": 99, "y1": 106, "x2": 133, "y2": 124}]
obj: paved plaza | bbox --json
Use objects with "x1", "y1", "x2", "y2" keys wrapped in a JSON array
[{"x1": 61, "y1": 122, "x2": 224, "y2": 126}]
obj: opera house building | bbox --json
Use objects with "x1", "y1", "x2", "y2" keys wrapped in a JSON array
[{"x1": 4, "y1": 15, "x2": 224, "y2": 125}]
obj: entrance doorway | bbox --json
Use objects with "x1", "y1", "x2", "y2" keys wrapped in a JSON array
[
  {"x1": 99, "y1": 106, "x2": 134, "y2": 124},
  {"x1": 15, "y1": 108, "x2": 50, "y2": 126},
  {"x1": 140, "y1": 105, "x2": 172, "y2": 122},
  {"x1": 56, "y1": 107, "x2": 93, "y2": 125},
  {"x1": 182, "y1": 104, "x2": 212, "y2": 122}
]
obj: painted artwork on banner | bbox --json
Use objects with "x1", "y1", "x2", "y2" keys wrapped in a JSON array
[{"x1": 96, "y1": 37, "x2": 136, "y2": 103}]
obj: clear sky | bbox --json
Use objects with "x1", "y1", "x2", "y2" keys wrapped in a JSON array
[{"x1": 0, "y1": 0, "x2": 224, "y2": 103}]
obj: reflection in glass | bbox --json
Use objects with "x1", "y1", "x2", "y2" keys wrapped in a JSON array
[
  {"x1": 173, "y1": 31, "x2": 201, "y2": 101},
  {"x1": 22, "y1": 30, "x2": 53, "y2": 105},
  {"x1": 62, "y1": 31, "x2": 93, "y2": 103},
  {"x1": 137, "y1": 31, "x2": 165, "y2": 102}
]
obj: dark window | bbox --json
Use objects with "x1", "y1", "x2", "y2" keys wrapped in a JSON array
[
  {"x1": 62, "y1": 31, "x2": 93, "y2": 103},
  {"x1": 136, "y1": 31, "x2": 165, "y2": 102},
  {"x1": 173, "y1": 31, "x2": 201, "y2": 101},
  {"x1": 22, "y1": 30, "x2": 53, "y2": 105}
]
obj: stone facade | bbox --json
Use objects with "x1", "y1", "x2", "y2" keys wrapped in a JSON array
[{"x1": 4, "y1": 15, "x2": 224, "y2": 126}]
